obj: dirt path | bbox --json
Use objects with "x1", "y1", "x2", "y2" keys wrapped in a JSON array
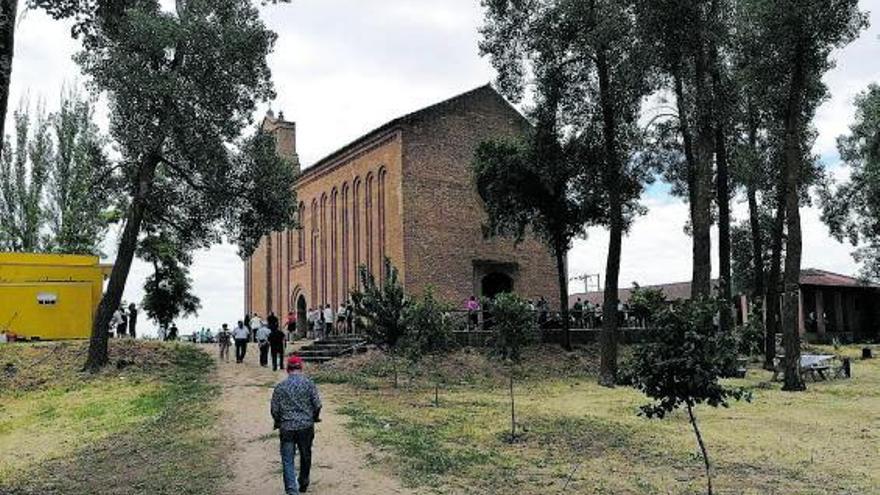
[{"x1": 209, "y1": 343, "x2": 414, "y2": 495}]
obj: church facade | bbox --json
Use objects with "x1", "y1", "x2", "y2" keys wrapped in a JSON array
[{"x1": 244, "y1": 85, "x2": 558, "y2": 329}]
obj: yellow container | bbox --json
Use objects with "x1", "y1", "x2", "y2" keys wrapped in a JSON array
[{"x1": 0, "y1": 253, "x2": 111, "y2": 340}]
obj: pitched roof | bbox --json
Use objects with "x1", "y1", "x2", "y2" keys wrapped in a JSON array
[
  {"x1": 299, "y1": 84, "x2": 516, "y2": 181},
  {"x1": 798, "y1": 268, "x2": 879, "y2": 288},
  {"x1": 568, "y1": 268, "x2": 878, "y2": 307}
]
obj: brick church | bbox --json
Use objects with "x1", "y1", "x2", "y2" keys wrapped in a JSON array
[{"x1": 244, "y1": 85, "x2": 558, "y2": 330}]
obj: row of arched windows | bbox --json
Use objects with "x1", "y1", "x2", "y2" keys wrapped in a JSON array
[{"x1": 295, "y1": 167, "x2": 388, "y2": 310}]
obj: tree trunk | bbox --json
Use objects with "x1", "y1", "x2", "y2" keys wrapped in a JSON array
[
  {"x1": 746, "y1": 117, "x2": 765, "y2": 321},
  {"x1": 509, "y1": 371, "x2": 516, "y2": 440},
  {"x1": 0, "y1": 0, "x2": 17, "y2": 162},
  {"x1": 691, "y1": 22, "x2": 714, "y2": 300},
  {"x1": 781, "y1": 40, "x2": 806, "y2": 392},
  {"x1": 710, "y1": 1, "x2": 731, "y2": 331},
  {"x1": 84, "y1": 154, "x2": 160, "y2": 371},
  {"x1": 554, "y1": 243, "x2": 571, "y2": 351},
  {"x1": 764, "y1": 187, "x2": 785, "y2": 370},
  {"x1": 715, "y1": 122, "x2": 732, "y2": 332},
  {"x1": 686, "y1": 402, "x2": 713, "y2": 495},
  {"x1": 597, "y1": 46, "x2": 620, "y2": 387}
]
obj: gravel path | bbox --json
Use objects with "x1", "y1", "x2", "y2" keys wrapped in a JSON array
[{"x1": 209, "y1": 343, "x2": 414, "y2": 495}]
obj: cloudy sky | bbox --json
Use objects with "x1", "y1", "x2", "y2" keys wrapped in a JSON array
[{"x1": 7, "y1": 0, "x2": 879, "y2": 335}]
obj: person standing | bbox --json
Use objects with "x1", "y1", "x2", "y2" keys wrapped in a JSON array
[
  {"x1": 336, "y1": 304, "x2": 346, "y2": 334},
  {"x1": 269, "y1": 323, "x2": 286, "y2": 372},
  {"x1": 465, "y1": 296, "x2": 480, "y2": 331},
  {"x1": 233, "y1": 321, "x2": 249, "y2": 364},
  {"x1": 285, "y1": 312, "x2": 297, "y2": 341},
  {"x1": 256, "y1": 322, "x2": 271, "y2": 367},
  {"x1": 268, "y1": 311, "x2": 279, "y2": 332},
  {"x1": 217, "y1": 324, "x2": 232, "y2": 363},
  {"x1": 323, "y1": 304, "x2": 334, "y2": 337},
  {"x1": 314, "y1": 309, "x2": 325, "y2": 341},
  {"x1": 271, "y1": 355, "x2": 322, "y2": 495},
  {"x1": 169, "y1": 323, "x2": 179, "y2": 341},
  {"x1": 345, "y1": 302, "x2": 354, "y2": 334},
  {"x1": 127, "y1": 303, "x2": 138, "y2": 338}
]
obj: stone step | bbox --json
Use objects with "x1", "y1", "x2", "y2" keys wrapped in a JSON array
[{"x1": 300, "y1": 355, "x2": 333, "y2": 363}]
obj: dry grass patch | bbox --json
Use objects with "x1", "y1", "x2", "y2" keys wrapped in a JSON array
[{"x1": 326, "y1": 344, "x2": 880, "y2": 494}]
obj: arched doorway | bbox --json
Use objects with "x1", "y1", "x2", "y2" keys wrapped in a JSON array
[
  {"x1": 296, "y1": 294, "x2": 308, "y2": 336},
  {"x1": 481, "y1": 272, "x2": 514, "y2": 300}
]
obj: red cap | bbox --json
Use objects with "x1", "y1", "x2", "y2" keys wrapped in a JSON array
[{"x1": 287, "y1": 355, "x2": 303, "y2": 370}]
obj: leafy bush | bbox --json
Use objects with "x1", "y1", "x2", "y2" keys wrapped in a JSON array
[
  {"x1": 628, "y1": 283, "x2": 668, "y2": 326},
  {"x1": 735, "y1": 319, "x2": 764, "y2": 356},
  {"x1": 350, "y1": 258, "x2": 409, "y2": 387},
  {"x1": 402, "y1": 289, "x2": 456, "y2": 405}
]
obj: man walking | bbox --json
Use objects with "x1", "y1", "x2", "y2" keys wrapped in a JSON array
[
  {"x1": 271, "y1": 355, "x2": 321, "y2": 494},
  {"x1": 256, "y1": 322, "x2": 271, "y2": 367},
  {"x1": 233, "y1": 320, "x2": 249, "y2": 364},
  {"x1": 217, "y1": 323, "x2": 232, "y2": 363},
  {"x1": 269, "y1": 322, "x2": 286, "y2": 371}
]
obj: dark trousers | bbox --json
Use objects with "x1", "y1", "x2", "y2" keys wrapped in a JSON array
[
  {"x1": 280, "y1": 427, "x2": 314, "y2": 491},
  {"x1": 259, "y1": 343, "x2": 269, "y2": 366},
  {"x1": 234, "y1": 339, "x2": 248, "y2": 363},
  {"x1": 271, "y1": 346, "x2": 285, "y2": 371}
]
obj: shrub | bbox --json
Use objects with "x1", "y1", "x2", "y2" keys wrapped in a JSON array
[
  {"x1": 402, "y1": 289, "x2": 456, "y2": 405},
  {"x1": 486, "y1": 293, "x2": 536, "y2": 441},
  {"x1": 629, "y1": 298, "x2": 750, "y2": 495}
]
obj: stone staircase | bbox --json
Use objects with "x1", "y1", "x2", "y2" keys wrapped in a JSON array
[{"x1": 294, "y1": 335, "x2": 368, "y2": 363}]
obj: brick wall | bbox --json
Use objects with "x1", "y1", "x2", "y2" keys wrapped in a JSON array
[{"x1": 400, "y1": 86, "x2": 559, "y2": 308}]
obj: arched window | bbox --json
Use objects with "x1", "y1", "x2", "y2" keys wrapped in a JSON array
[
  {"x1": 365, "y1": 172, "x2": 374, "y2": 276},
  {"x1": 352, "y1": 177, "x2": 361, "y2": 285},
  {"x1": 320, "y1": 193, "x2": 328, "y2": 306},
  {"x1": 341, "y1": 183, "x2": 350, "y2": 299},
  {"x1": 310, "y1": 199, "x2": 318, "y2": 305},
  {"x1": 266, "y1": 234, "x2": 273, "y2": 315},
  {"x1": 330, "y1": 188, "x2": 339, "y2": 310},
  {"x1": 378, "y1": 167, "x2": 387, "y2": 281},
  {"x1": 277, "y1": 231, "x2": 283, "y2": 315},
  {"x1": 297, "y1": 202, "x2": 305, "y2": 262}
]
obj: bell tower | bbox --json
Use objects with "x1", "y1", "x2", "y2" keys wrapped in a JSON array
[{"x1": 261, "y1": 109, "x2": 300, "y2": 172}]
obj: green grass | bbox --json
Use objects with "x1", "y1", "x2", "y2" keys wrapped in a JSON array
[
  {"x1": 325, "y1": 344, "x2": 880, "y2": 494},
  {"x1": 0, "y1": 341, "x2": 226, "y2": 495}
]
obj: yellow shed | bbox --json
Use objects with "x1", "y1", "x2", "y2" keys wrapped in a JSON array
[{"x1": 0, "y1": 252, "x2": 112, "y2": 340}]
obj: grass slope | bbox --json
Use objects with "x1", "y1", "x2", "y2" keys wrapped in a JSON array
[
  {"x1": 314, "y1": 344, "x2": 880, "y2": 494},
  {"x1": 0, "y1": 340, "x2": 225, "y2": 495}
]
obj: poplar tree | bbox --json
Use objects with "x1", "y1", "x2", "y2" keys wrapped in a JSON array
[
  {"x1": 740, "y1": 0, "x2": 866, "y2": 391},
  {"x1": 479, "y1": 0, "x2": 649, "y2": 361},
  {"x1": 75, "y1": 0, "x2": 298, "y2": 371}
]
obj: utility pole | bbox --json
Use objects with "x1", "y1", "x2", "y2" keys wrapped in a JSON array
[{"x1": 570, "y1": 273, "x2": 601, "y2": 293}]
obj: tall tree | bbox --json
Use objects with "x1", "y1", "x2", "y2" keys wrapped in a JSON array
[
  {"x1": 72, "y1": 0, "x2": 297, "y2": 371},
  {"x1": 138, "y1": 229, "x2": 200, "y2": 330},
  {"x1": 0, "y1": 0, "x2": 16, "y2": 158},
  {"x1": 821, "y1": 83, "x2": 880, "y2": 282},
  {"x1": 741, "y1": 0, "x2": 866, "y2": 391},
  {"x1": 634, "y1": 0, "x2": 722, "y2": 299},
  {"x1": 479, "y1": 0, "x2": 647, "y2": 361},
  {"x1": 46, "y1": 90, "x2": 119, "y2": 255},
  {"x1": 0, "y1": 93, "x2": 117, "y2": 254},
  {"x1": 0, "y1": 104, "x2": 52, "y2": 251}
]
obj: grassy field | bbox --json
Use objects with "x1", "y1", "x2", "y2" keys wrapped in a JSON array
[
  {"x1": 313, "y1": 344, "x2": 880, "y2": 495},
  {"x1": 0, "y1": 340, "x2": 225, "y2": 495}
]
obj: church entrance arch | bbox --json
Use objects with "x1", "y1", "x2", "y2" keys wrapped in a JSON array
[
  {"x1": 481, "y1": 272, "x2": 514, "y2": 300},
  {"x1": 296, "y1": 294, "x2": 308, "y2": 336}
]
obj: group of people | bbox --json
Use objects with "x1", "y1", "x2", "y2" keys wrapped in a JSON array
[
  {"x1": 216, "y1": 312, "x2": 290, "y2": 371},
  {"x1": 109, "y1": 303, "x2": 138, "y2": 338},
  {"x1": 305, "y1": 302, "x2": 354, "y2": 340}
]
